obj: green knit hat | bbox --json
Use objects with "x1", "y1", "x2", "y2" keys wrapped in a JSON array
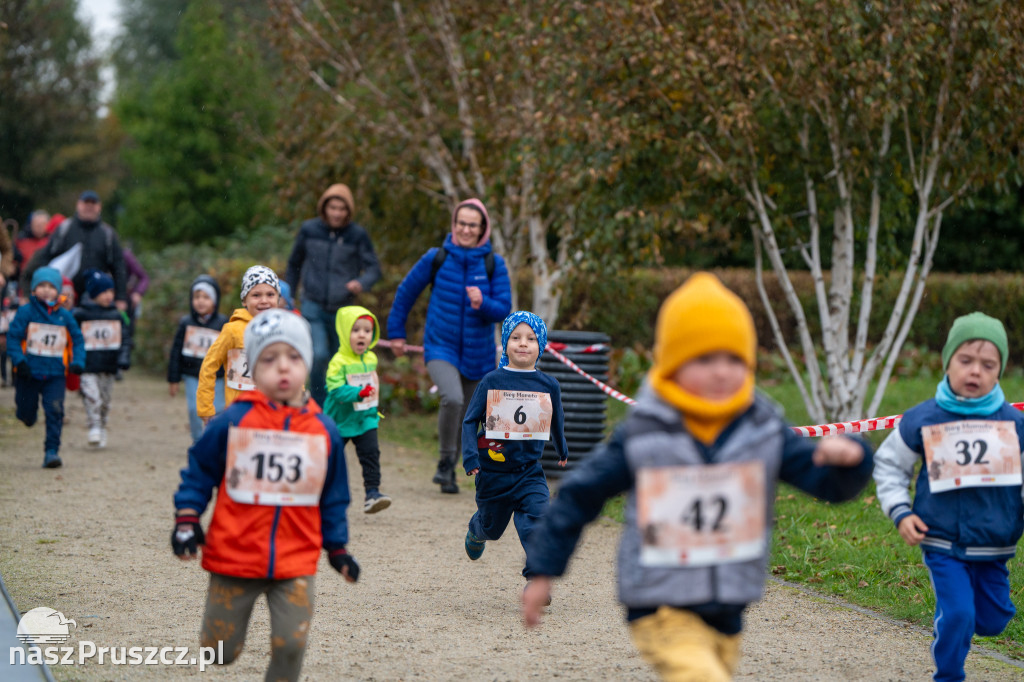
[{"x1": 942, "y1": 312, "x2": 1008, "y2": 377}]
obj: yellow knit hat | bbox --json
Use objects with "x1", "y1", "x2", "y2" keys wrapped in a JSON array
[{"x1": 649, "y1": 273, "x2": 757, "y2": 443}]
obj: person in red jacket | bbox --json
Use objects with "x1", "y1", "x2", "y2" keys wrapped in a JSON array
[{"x1": 172, "y1": 309, "x2": 359, "y2": 681}]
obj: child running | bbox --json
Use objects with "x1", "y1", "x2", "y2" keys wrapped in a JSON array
[
  {"x1": 73, "y1": 270, "x2": 131, "y2": 448},
  {"x1": 168, "y1": 275, "x2": 229, "y2": 443},
  {"x1": 172, "y1": 309, "x2": 359, "y2": 681},
  {"x1": 874, "y1": 312, "x2": 1024, "y2": 682},
  {"x1": 323, "y1": 306, "x2": 392, "y2": 513},
  {"x1": 196, "y1": 265, "x2": 279, "y2": 426},
  {"x1": 521, "y1": 273, "x2": 874, "y2": 681},
  {"x1": 7, "y1": 266, "x2": 85, "y2": 468},
  {"x1": 461, "y1": 311, "x2": 568, "y2": 589}
]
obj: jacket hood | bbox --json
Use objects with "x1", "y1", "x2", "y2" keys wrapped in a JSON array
[
  {"x1": 334, "y1": 305, "x2": 380, "y2": 364},
  {"x1": 451, "y1": 198, "x2": 491, "y2": 246},
  {"x1": 318, "y1": 184, "x2": 355, "y2": 225},
  {"x1": 229, "y1": 308, "x2": 253, "y2": 324},
  {"x1": 190, "y1": 274, "x2": 221, "y2": 320}
]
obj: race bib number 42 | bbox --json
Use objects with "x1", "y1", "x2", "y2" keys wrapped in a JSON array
[
  {"x1": 922, "y1": 420, "x2": 1022, "y2": 493},
  {"x1": 25, "y1": 322, "x2": 67, "y2": 358},
  {"x1": 225, "y1": 348, "x2": 256, "y2": 391},
  {"x1": 637, "y1": 461, "x2": 766, "y2": 568},
  {"x1": 484, "y1": 390, "x2": 553, "y2": 440},
  {"x1": 225, "y1": 427, "x2": 328, "y2": 506},
  {"x1": 183, "y1": 326, "x2": 219, "y2": 359},
  {"x1": 81, "y1": 320, "x2": 121, "y2": 351}
]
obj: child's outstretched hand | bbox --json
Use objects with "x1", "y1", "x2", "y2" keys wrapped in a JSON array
[
  {"x1": 897, "y1": 514, "x2": 930, "y2": 546},
  {"x1": 171, "y1": 511, "x2": 204, "y2": 560},
  {"x1": 358, "y1": 384, "x2": 375, "y2": 399},
  {"x1": 328, "y1": 548, "x2": 360, "y2": 583},
  {"x1": 467, "y1": 468, "x2": 479, "y2": 476},
  {"x1": 522, "y1": 577, "x2": 553, "y2": 627},
  {"x1": 169, "y1": 382, "x2": 179, "y2": 397},
  {"x1": 811, "y1": 436, "x2": 864, "y2": 467},
  {"x1": 558, "y1": 459, "x2": 567, "y2": 468}
]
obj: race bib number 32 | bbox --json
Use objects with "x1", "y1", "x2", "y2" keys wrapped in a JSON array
[
  {"x1": 922, "y1": 420, "x2": 1022, "y2": 493},
  {"x1": 225, "y1": 348, "x2": 256, "y2": 391},
  {"x1": 81, "y1": 320, "x2": 121, "y2": 351},
  {"x1": 225, "y1": 427, "x2": 328, "y2": 506},
  {"x1": 637, "y1": 461, "x2": 766, "y2": 568},
  {"x1": 484, "y1": 390, "x2": 553, "y2": 440},
  {"x1": 25, "y1": 322, "x2": 67, "y2": 358}
]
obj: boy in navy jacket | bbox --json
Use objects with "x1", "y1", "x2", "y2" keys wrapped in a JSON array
[
  {"x1": 461, "y1": 311, "x2": 568, "y2": 589},
  {"x1": 874, "y1": 312, "x2": 1024, "y2": 682},
  {"x1": 8, "y1": 266, "x2": 86, "y2": 468}
]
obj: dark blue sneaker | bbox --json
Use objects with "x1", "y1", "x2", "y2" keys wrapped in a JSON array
[
  {"x1": 465, "y1": 530, "x2": 486, "y2": 560},
  {"x1": 363, "y1": 490, "x2": 392, "y2": 514},
  {"x1": 43, "y1": 451, "x2": 62, "y2": 469}
]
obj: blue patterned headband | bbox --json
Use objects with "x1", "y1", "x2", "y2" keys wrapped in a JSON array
[{"x1": 500, "y1": 311, "x2": 548, "y2": 368}]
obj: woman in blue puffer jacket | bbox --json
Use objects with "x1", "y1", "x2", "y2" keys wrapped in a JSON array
[{"x1": 388, "y1": 199, "x2": 512, "y2": 493}]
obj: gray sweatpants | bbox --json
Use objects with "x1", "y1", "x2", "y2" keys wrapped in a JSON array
[
  {"x1": 79, "y1": 373, "x2": 114, "y2": 430},
  {"x1": 427, "y1": 359, "x2": 480, "y2": 467},
  {"x1": 200, "y1": 573, "x2": 315, "y2": 682}
]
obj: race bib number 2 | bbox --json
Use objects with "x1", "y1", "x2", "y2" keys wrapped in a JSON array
[
  {"x1": 225, "y1": 348, "x2": 256, "y2": 391},
  {"x1": 225, "y1": 427, "x2": 328, "y2": 506},
  {"x1": 637, "y1": 461, "x2": 766, "y2": 568},
  {"x1": 923, "y1": 420, "x2": 1022, "y2": 493},
  {"x1": 25, "y1": 322, "x2": 67, "y2": 358},
  {"x1": 484, "y1": 390, "x2": 553, "y2": 440}
]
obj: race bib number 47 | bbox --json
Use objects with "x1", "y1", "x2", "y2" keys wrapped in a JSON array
[
  {"x1": 484, "y1": 390, "x2": 553, "y2": 440},
  {"x1": 81, "y1": 320, "x2": 121, "y2": 351},
  {"x1": 637, "y1": 461, "x2": 766, "y2": 568},
  {"x1": 922, "y1": 420, "x2": 1022, "y2": 493},
  {"x1": 225, "y1": 348, "x2": 256, "y2": 391},
  {"x1": 225, "y1": 427, "x2": 328, "y2": 506},
  {"x1": 25, "y1": 322, "x2": 67, "y2": 358}
]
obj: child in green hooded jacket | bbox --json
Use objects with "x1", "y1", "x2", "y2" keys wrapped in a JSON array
[{"x1": 324, "y1": 305, "x2": 391, "y2": 513}]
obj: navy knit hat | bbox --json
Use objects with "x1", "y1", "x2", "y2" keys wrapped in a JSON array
[
  {"x1": 499, "y1": 311, "x2": 548, "y2": 368},
  {"x1": 85, "y1": 270, "x2": 115, "y2": 298}
]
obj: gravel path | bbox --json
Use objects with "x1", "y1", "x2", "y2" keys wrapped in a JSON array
[{"x1": 1, "y1": 374, "x2": 1021, "y2": 680}]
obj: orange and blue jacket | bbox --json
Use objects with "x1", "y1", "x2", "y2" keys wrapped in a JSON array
[
  {"x1": 173, "y1": 390, "x2": 350, "y2": 579},
  {"x1": 7, "y1": 296, "x2": 85, "y2": 379}
]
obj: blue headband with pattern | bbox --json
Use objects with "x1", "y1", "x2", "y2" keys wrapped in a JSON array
[{"x1": 499, "y1": 311, "x2": 548, "y2": 368}]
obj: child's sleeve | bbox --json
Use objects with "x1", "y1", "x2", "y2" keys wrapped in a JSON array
[
  {"x1": 525, "y1": 426, "x2": 633, "y2": 578},
  {"x1": 872, "y1": 425, "x2": 920, "y2": 527},
  {"x1": 549, "y1": 378, "x2": 569, "y2": 462},
  {"x1": 318, "y1": 417, "x2": 351, "y2": 552},
  {"x1": 64, "y1": 311, "x2": 85, "y2": 371},
  {"x1": 461, "y1": 379, "x2": 490, "y2": 473},
  {"x1": 173, "y1": 411, "x2": 233, "y2": 513},
  {"x1": 324, "y1": 353, "x2": 361, "y2": 403},
  {"x1": 116, "y1": 310, "x2": 131, "y2": 369},
  {"x1": 196, "y1": 326, "x2": 232, "y2": 418},
  {"x1": 778, "y1": 427, "x2": 874, "y2": 503},
  {"x1": 167, "y1": 320, "x2": 187, "y2": 383},
  {"x1": 6, "y1": 307, "x2": 28, "y2": 366}
]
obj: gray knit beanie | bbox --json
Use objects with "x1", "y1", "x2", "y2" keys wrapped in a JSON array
[{"x1": 244, "y1": 310, "x2": 313, "y2": 375}]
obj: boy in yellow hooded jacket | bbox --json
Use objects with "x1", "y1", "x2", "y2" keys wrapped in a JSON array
[{"x1": 324, "y1": 305, "x2": 391, "y2": 513}]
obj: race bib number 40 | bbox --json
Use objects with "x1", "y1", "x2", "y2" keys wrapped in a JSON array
[
  {"x1": 922, "y1": 420, "x2": 1022, "y2": 493},
  {"x1": 25, "y1": 322, "x2": 67, "y2": 358},
  {"x1": 346, "y1": 371, "x2": 380, "y2": 412},
  {"x1": 225, "y1": 348, "x2": 256, "y2": 391},
  {"x1": 183, "y1": 326, "x2": 219, "y2": 359},
  {"x1": 225, "y1": 427, "x2": 328, "y2": 506},
  {"x1": 637, "y1": 461, "x2": 766, "y2": 568},
  {"x1": 484, "y1": 390, "x2": 553, "y2": 440},
  {"x1": 81, "y1": 320, "x2": 121, "y2": 351}
]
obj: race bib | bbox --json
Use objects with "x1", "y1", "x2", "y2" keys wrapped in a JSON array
[
  {"x1": 225, "y1": 427, "x2": 329, "y2": 506},
  {"x1": 81, "y1": 320, "x2": 121, "y2": 351},
  {"x1": 637, "y1": 461, "x2": 766, "y2": 568},
  {"x1": 0, "y1": 310, "x2": 15, "y2": 334},
  {"x1": 182, "y1": 326, "x2": 219, "y2": 359},
  {"x1": 484, "y1": 390, "x2": 553, "y2": 440},
  {"x1": 225, "y1": 348, "x2": 256, "y2": 391},
  {"x1": 346, "y1": 371, "x2": 379, "y2": 412},
  {"x1": 25, "y1": 322, "x2": 67, "y2": 358},
  {"x1": 922, "y1": 420, "x2": 1022, "y2": 493}
]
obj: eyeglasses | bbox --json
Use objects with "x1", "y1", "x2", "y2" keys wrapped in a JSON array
[{"x1": 455, "y1": 221, "x2": 481, "y2": 230}]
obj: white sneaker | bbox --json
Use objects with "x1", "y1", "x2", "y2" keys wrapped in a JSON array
[
  {"x1": 98, "y1": 429, "x2": 108, "y2": 449},
  {"x1": 88, "y1": 428, "x2": 102, "y2": 446}
]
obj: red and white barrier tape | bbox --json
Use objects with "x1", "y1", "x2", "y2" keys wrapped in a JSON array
[
  {"x1": 546, "y1": 342, "x2": 609, "y2": 354},
  {"x1": 544, "y1": 346, "x2": 637, "y2": 406},
  {"x1": 377, "y1": 339, "x2": 425, "y2": 353}
]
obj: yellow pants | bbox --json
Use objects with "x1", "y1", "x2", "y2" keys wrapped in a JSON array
[{"x1": 629, "y1": 606, "x2": 742, "y2": 682}]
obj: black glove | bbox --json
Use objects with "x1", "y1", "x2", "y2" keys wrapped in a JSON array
[
  {"x1": 171, "y1": 514, "x2": 205, "y2": 557},
  {"x1": 118, "y1": 363, "x2": 131, "y2": 371},
  {"x1": 15, "y1": 360, "x2": 29, "y2": 376},
  {"x1": 328, "y1": 548, "x2": 360, "y2": 582},
  {"x1": 69, "y1": 363, "x2": 84, "y2": 375}
]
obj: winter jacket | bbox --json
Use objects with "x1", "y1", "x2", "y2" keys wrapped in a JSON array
[
  {"x1": 526, "y1": 386, "x2": 874, "y2": 630},
  {"x1": 196, "y1": 308, "x2": 253, "y2": 418},
  {"x1": 73, "y1": 302, "x2": 130, "y2": 374},
  {"x1": 323, "y1": 306, "x2": 381, "y2": 438},
  {"x1": 167, "y1": 275, "x2": 229, "y2": 382},
  {"x1": 387, "y1": 234, "x2": 512, "y2": 381},
  {"x1": 22, "y1": 215, "x2": 128, "y2": 302},
  {"x1": 874, "y1": 398, "x2": 1024, "y2": 561},
  {"x1": 461, "y1": 367, "x2": 569, "y2": 473},
  {"x1": 7, "y1": 296, "x2": 85, "y2": 379},
  {"x1": 173, "y1": 390, "x2": 350, "y2": 579}
]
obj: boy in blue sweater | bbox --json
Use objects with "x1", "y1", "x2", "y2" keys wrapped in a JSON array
[
  {"x1": 874, "y1": 312, "x2": 1024, "y2": 682},
  {"x1": 8, "y1": 266, "x2": 86, "y2": 468},
  {"x1": 521, "y1": 274, "x2": 873, "y2": 681},
  {"x1": 461, "y1": 311, "x2": 568, "y2": 587}
]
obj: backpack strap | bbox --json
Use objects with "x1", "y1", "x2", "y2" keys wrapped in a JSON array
[{"x1": 429, "y1": 247, "x2": 495, "y2": 286}]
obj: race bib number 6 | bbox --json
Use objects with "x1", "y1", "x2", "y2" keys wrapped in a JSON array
[
  {"x1": 225, "y1": 348, "x2": 256, "y2": 391},
  {"x1": 637, "y1": 461, "x2": 766, "y2": 568},
  {"x1": 225, "y1": 427, "x2": 328, "y2": 506},
  {"x1": 484, "y1": 390, "x2": 553, "y2": 440},
  {"x1": 922, "y1": 420, "x2": 1022, "y2": 493},
  {"x1": 25, "y1": 322, "x2": 67, "y2": 358}
]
